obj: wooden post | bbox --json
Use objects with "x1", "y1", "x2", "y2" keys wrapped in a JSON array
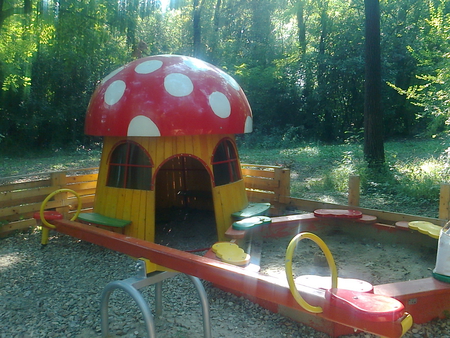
[
  {"x1": 439, "y1": 183, "x2": 450, "y2": 221},
  {"x1": 50, "y1": 172, "x2": 68, "y2": 217},
  {"x1": 348, "y1": 175, "x2": 360, "y2": 207},
  {"x1": 276, "y1": 168, "x2": 291, "y2": 204}
]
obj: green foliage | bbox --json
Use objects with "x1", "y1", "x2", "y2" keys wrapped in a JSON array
[
  {"x1": 0, "y1": 0, "x2": 448, "y2": 153},
  {"x1": 388, "y1": 0, "x2": 450, "y2": 137},
  {"x1": 239, "y1": 136, "x2": 448, "y2": 216}
]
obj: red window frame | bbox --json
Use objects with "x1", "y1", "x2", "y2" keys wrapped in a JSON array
[
  {"x1": 212, "y1": 139, "x2": 241, "y2": 186},
  {"x1": 107, "y1": 141, "x2": 153, "y2": 190}
]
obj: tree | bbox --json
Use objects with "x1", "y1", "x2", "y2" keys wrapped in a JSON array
[
  {"x1": 0, "y1": 0, "x2": 31, "y2": 29},
  {"x1": 193, "y1": 0, "x2": 205, "y2": 58},
  {"x1": 393, "y1": 0, "x2": 450, "y2": 137},
  {"x1": 363, "y1": 0, "x2": 384, "y2": 166}
]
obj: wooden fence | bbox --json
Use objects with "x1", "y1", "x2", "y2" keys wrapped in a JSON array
[
  {"x1": 2, "y1": 164, "x2": 449, "y2": 237},
  {"x1": 0, "y1": 168, "x2": 98, "y2": 236},
  {"x1": 0, "y1": 165, "x2": 289, "y2": 236}
]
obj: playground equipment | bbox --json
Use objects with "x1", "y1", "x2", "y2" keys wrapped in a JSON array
[
  {"x1": 29, "y1": 54, "x2": 450, "y2": 337},
  {"x1": 83, "y1": 54, "x2": 255, "y2": 243},
  {"x1": 100, "y1": 265, "x2": 212, "y2": 338},
  {"x1": 433, "y1": 221, "x2": 450, "y2": 283},
  {"x1": 37, "y1": 193, "x2": 423, "y2": 338}
]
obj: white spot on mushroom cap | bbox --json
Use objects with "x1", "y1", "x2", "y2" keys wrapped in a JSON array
[
  {"x1": 183, "y1": 58, "x2": 211, "y2": 72},
  {"x1": 104, "y1": 80, "x2": 126, "y2": 106},
  {"x1": 244, "y1": 116, "x2": 253, "y2": 133},
  {"x1": 164, "y1": 73, "x2": 194, "y2": 97},
  {"x1": 220, "y1": 72, "x2": 240, "y2": 91},
  {"x1": 128, "y1": 115, "x2": 161, "y2": 136},
  {"x1": 102, "y1": 66, "x2": 124, "y2": 84},
  {"x1": 209, "y1": 92, "x2": 231, "y2": 118},
  {"x1": 135, "y1": 60, "x2": 163, "y2": 74}
]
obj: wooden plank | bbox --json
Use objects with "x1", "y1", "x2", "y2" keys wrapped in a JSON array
[
  {"x1": 184, "y1": 135, "x2": 194, "y2": 155},
  {"x1": 65, "y1": 181, "x2": 97, "y2": 191},
  {"x1": 0, "y1": 179, "x2": 51, "y2": 193},
  {"x1": 122, "y1": 189, "x2": 136, "y2": 237},
  {"x1": 68, "y1": 195, "x2": 95, "y2": 209},
  {"x1": 154, "y1": 138, "x2": 165, "y2": 169},
  {"x1": 1, "y1": 210, "x2": 36, "y2": 223},
  {"x1": 287, "y1": 197, "x2": 445, "y2": 226},
  {"x1": 0, "y1": 186, "x2": 56, "y2": 203},
  {"x1": 348, "y1": 175, "x2": 360, "y2": 207},
  {"x1": 115, "y1": 188, "x2": 127, "y2": 220},
  {"x1": 176, "y1": 134, "x2": 185, "y2": 154},
  {"x1": 244, "y1": 176, "x2": 279, "y2": 189},
  {"x1": 246, "y1": 190, "x2": 276, "y2": 203},
  {"x1": 71, "y1": 188, "x2": 97, "y2": 197},
  {"x1": 242, "y1": 168, "x2": 275, "y2": 179},
  {"x1": 65, "y1": 173, "x2": 98, "y2": 183},
  {"x1": 375, "y1": 278, "x2": 450, "y2": 324},
  {"x1": 103, "y1": 187, "x2": 119, "y2": 217},
  {"x1": 133, "y1": 190, "x2": 145, "y2": 240},
  {"x1": 275, "y1": 168, "x2": 290, "y2": 204},
  {"x1": 144, "y1": 191, "x2": 155, "y2": 242},
  {"x1": 439, "y1": 183, "x2": 450, "y2": 220},
  {"x1": 0, "y1": 218, "x2": 37, "y2": 236},
  {"x1": 0, "y1": 196, "x2": 83, "y2": 219},
  {"x1": 241, "y1": 163, "x2": 283, "y2": 169},
  {"x1": 164, "y1": 136, "x2": 173, "y2": 162},
  {"x1": 200, "y1": 134, "x2": 211, "y2": 164},
  {"x1": 0, "y1": 194, "x2": 50, "y2": 209}
]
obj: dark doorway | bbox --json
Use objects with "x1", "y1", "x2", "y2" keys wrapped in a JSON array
[{"x1": 154, "y1": 155, "x2": 217, "y2": 251}]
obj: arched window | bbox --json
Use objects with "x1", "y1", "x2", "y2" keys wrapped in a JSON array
[
  {"x1": 107, "y1": 141, "x2": 153, "y2": 190},
  {"x1": 212, "y1": 139, "x2": 241, "y2": 186}
]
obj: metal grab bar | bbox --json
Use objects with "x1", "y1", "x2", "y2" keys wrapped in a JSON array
[{"x1": 100, "y1": 260, "x2": 212, "y2": 338}]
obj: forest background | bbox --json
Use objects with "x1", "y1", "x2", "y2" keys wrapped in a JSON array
[{"x1": 1, "y1": 0, "x2": 449, "y2": 154}]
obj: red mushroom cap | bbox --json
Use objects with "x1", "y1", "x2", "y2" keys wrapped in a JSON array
[{"x1": 85, "y1": 55, "x2": 253, "y2": 137}]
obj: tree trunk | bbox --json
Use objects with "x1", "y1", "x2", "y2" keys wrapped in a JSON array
[
  {"x1": 363, "y1": 0, "x2": 385, "y2": 167},
  {"x1": 250, "y1": 0, "x2": 272, "y2": 65},
  {"x1": 209, "y1": 0, "x2": 222, "y2": 62},
  {"x1": 317, "y1": 1, "x2": 334, "y2": 142},
  {"x1": 296, "y1": 0, "x2": 306, "y2": 55},
  {"x1": 193, "y1": 0, "x2": 203, "y2": 58}
]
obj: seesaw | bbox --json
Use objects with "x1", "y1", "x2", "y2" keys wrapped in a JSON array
[{"x1": 36, "y1": 190, "x2": 413, "y2": 338}]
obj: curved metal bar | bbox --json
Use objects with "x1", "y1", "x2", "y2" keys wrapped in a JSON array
[
  {"x1": 285, "y1": 232, "x2": 338, "y2": 314},
  {"x1": 186, "y1": 275, "x2": 212, "y2": 338},
  {"x1": 100, "y1": 280, "x2": 156, "y2": 338}
]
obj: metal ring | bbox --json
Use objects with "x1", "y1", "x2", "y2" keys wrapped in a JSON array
[
  {"x1": 39, "y1": 189, "x2": 82, "y2": 229},
  {"x1": 285, "y1": 232, "x2": 338, "y2": 313}
]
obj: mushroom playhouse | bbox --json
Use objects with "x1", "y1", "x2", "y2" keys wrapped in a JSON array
[{"x1": 84, "y1": 54, "x2": 255, "y2": 244}]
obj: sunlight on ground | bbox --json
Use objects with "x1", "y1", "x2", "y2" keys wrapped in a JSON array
[
  {"x1": 280, "y1": 146, "x2": 320, "y2": 157},
  {"x1": 0, "y1": 253, "x2": 20, "y2": 268},
  {"x1": 318, "y1": 195, "x2": 342, "y2": 204},
  {"x1": 420, "y1": 160, "x2": 440, "y2": 174}
]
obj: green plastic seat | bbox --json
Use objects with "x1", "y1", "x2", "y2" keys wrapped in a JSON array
[
  {"x1": 77, "y1": 213, "x2": 131, "y2": 228},
  {"x1": 232, "y1": 216, "x2": 272, "y2": 231}
]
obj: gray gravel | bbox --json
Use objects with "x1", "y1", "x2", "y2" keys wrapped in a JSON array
[{"x1": 1, "y1": 228, "x2": 450, "y2": 338}]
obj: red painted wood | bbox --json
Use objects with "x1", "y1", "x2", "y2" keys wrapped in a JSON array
[
  {"x1": 375, "y1": 278, "x2": 450, "y2": 323},
  {"x1": 33, "y1": 211, "x2": 63, "y2": 221},
  {"x1": 326, "y1": 289, "x2": 404, "y2": 322},
  {"x1": 314, "y1": 209, "x2": 363, "y2": 219},
  {"x1": 48, "y1": 219, "x2": 412, "y2": 338}
]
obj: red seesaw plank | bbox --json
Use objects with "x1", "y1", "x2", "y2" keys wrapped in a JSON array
[{"x1": 48, "y1": 219, "x2": 412, "y2": 338}]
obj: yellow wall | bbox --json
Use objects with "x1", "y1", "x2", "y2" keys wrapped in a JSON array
[
  {"x1": 213, "y1": 179, "x2": 248, "y2": 240},
  {"x1": 94, "y1": 134, "x2": 248, "y2": 242}
]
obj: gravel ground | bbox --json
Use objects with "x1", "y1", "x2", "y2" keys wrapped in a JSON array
[{"x1": 2, "y1": 228, "x2": 450, "y2": 338}]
